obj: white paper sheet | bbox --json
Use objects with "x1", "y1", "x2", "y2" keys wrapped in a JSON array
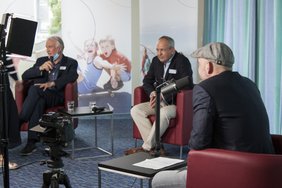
[{"x1": 133, "y1": 157, "x2": 184, "y2": 170}]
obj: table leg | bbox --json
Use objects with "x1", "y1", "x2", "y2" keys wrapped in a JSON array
[
  {"x1": 94, "y1": 117, "x2": 97, "y2": 147},
  {"x1": 110, "y1": 114, "x2": 114, "y2": 155},
  {"x1": 71, "y1": 118, "x2": 75, "y2": 159},
  {"x1": 140, "y1": 179, "x2": 143, "y2": 187},
  {"x1": 148, "y1": 179, "x2": 152, "y2": 188},
  {"x1": 71, "y1": 139, "x2": 75, "y2": 159},
  {"x1": 180, "y1": 146, "x2": 183, "y2": 159},
  {"x1": 98, "y1": 168, "x2": 101, "y2": 188}
]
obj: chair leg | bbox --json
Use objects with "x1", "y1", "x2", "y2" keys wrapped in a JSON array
[
  {"x1": 179, "y1": 146, "x2": 183, "y2": 159},
  {"x1": 135, "y1": 139, "x2": 137, "y2": 147}
]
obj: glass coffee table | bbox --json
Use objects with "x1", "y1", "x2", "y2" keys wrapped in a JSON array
[{"x1": 59, "y1": 106, "x2": 114, "y2": 159}]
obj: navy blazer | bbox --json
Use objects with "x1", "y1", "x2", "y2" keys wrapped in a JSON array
[
  {"x1": 189, "y1": 71, "x2": 274, "y2": 154},
  {"x1": 143, "y1": 51, "x2": 193, "y2": 104},
  {"x1": 22, "y1": 55, "x2": 78, "y2": 95}
]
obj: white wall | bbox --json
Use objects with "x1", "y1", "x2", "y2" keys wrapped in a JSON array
[{"x1": 139, "y1": 0, "x2": 198, "y2": 85}]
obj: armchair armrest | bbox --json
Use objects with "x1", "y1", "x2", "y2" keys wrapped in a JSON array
[
  {"x1": 271, "y1": 134, "x2": 282, "y2": 154},
  {"x1": 133, "y1": 86, "x2": 149, "y2": 105},
  {"x1": 15, "y1": 80, "x2": 32, "y2": 113},
  {"x1": 16, "y1": 81, "x2": 78, "y2": 113},
  {"x1": 174, "y1": 89, "x2": 193, "y2": 144},
  {"x1": 64, "y1": 81, "x2": 78, "y2": 109}
]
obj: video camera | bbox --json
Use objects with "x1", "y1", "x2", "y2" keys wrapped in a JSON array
[
  {"x1": 31, "y1": 112, "x2": 74, "y2": 169},
  {"x1": 37, "y1": 112, "x2": 74, "y2": 146}
]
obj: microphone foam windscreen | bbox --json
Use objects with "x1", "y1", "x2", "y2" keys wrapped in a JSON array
[{"x1": 175, "y1": 76, "x2": 189, "y2": 90}]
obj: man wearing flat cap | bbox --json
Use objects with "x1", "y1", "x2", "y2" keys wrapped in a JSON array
[{"x1": 151, "y1": 42, "x2": 274, "y2": 188}]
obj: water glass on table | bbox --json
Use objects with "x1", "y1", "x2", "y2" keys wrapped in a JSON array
[
  {"x1": 89, "y1": 101, "x2": 96, "y2": 112},
  {"x1": 67, "y1": 100, "x2": 75, "y2": 112}
]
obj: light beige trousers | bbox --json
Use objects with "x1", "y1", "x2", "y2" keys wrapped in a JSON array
[{"x1": 130, "y1": 102, "x2": 176, "y2": 151}]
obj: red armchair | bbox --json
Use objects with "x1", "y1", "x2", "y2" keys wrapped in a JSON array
[
  {"x1": 15, "y1": 80, "x2": 78, "y2": 131},
  {"x1": 133, "y1": 86, "x2": 193, "y2": 158},
  {"x1": 187, "y1": 134, "x2": 282, "y2": 188}
]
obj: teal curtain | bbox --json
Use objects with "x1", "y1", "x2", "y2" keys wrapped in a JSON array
[
  {"x1": 203, "y1": 0, "x2": 282, "y2": 134},
  {"x1": 275, "y1": 0, "x2": 282, "y2": 133}
]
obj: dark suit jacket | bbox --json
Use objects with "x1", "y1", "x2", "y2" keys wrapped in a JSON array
[
  {"x1": 189, "y1": 71, "x2": 274, "y2": 154},
  {"x1": 143, "y1": 51, "x2": 193, "y2": 105},
  {"x1": 22, "y1": 55, "x2": 78, "y2": 96}
]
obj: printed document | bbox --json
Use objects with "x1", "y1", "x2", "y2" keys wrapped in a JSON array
[{"x1": 133, "y1": 157, "x2": 184, "y2": 170}]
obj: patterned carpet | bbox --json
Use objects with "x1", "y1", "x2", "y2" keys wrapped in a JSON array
[{"x1": 0, "y1": 115, "x2": 188, "y2": 188}]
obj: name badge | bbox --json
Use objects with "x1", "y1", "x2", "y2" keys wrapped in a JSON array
[
  {"x1": 169, "y1": 69, "x2": 177, "y2": 74},
  {"x1": 60, "y1": 66, "x2": 66, "y2": 70}
]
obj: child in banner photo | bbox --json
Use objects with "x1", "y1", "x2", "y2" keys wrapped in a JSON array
[
  {"x1": 99, "y1": 36, "x2": 131, "y2": 90},
  {"x1": 77, "y1": 39, "x2": 126, "y2": 94}
]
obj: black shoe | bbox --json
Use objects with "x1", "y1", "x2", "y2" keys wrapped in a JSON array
[{"x1": 20, "y1": 142, "x2": 37, "y2": 156}]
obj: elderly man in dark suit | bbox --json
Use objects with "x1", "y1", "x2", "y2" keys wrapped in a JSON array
[
  {"x1": 125, "y1": 36, "x2": 194, "y2": 155},
  {"x1": 19, "y1": 36, "x2": 78, "y2": 155}
]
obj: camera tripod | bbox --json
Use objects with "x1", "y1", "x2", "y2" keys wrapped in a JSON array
[
  {"x1": 42, "y1": 168, "x2": 71, "y2": 188},
  {"x1": 41, "y1": 143, "x2": 72, "y2": 188}
]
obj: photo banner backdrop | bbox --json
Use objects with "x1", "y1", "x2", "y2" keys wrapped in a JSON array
[{"x1": 62, "y1": 0, "x2": 132, "y2": 113}]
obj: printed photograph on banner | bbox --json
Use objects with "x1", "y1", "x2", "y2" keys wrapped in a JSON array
[{"x1": 62, "y1": 0, "x2": 132, "y2": 113}]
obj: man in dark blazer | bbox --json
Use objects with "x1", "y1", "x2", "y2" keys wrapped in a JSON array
[
  {"x1": 19, "y1": 36, "x2": 78, "y2": 155},
  {"x1": 189, "y1": 42, "x2": 273, "y2": 153},
  {"x1": 125, "y1": 36, "x2": 194, "y2": 155},
  {"x1": 152, "y1": 42, "x2": 274, "y2": 188}
]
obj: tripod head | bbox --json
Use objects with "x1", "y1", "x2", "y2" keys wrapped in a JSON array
[{"x1": 42, "y1": 142, "x2": 69, "y2": 169}]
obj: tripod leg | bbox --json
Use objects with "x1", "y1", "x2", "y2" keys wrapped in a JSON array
[
  {"x1": 42, "y1": 171, "x2": 52, "y2": 188},
  {"x1": 50, "y1": 177, "x2": 59, "y2": 188},
  {"x1": 61, "y1": 172, "x2": 72, "y2": 188}
]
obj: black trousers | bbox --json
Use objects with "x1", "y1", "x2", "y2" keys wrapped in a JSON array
[
  {"x1": 19, "y1": 85, "x2": 64, "y2": 141},
  {"x1": 0, "y1": 88, "x2": 21, "y2": 149}
]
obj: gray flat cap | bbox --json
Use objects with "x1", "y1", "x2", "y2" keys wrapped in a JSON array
[{"x1": 191, "y1": 42, "x2": 234, "y2": 68}]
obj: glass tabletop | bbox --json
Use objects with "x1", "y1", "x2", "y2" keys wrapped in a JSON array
[{"x1": 59, "y1": 106, "x2": 113, "y2": 117}]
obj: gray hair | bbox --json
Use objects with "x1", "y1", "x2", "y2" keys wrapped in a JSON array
[
  {"x1": 159, "y1": 36, "x2": 175, "y2": 48},
  {"x1": 47, "y1": 36, "x2": 64, "y2": 51}
]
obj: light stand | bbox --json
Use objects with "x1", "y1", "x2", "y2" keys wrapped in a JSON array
[
  {"x1": 150, "y1": 76, "x2": 190, "y2": 157},
  {"x1": 152, "y1": 86, "x2": 162, "y2": 157},
  {"x1": 0, "y1": 13, "x2": 12, "y2": 188},
  {"x1": 0, "y1": 61, "x2": 10, "y2": 188},
  {"x1": 0, "y1": 13, "x2": 37, "y2": 188},
  {"x1": 150, "y1": 83, "x2": 166, "y2": 157}
]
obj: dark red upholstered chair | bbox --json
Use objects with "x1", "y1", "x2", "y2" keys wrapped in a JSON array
[
  {"x1": 15, "y1": 80, "x2": 78, "y2": 131},
  {"x1": 132, "y1": 86, "x2": 193, "y2": 158},
  {"x1": 186, "y1": 134, "x2": 282, "y2": 188}
]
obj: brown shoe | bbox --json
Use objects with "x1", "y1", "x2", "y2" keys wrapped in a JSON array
[
  {"x1": 124, "y1": 147, "x2": 146, "y2": 155},
  {"x1": 149, "y1": 147, "x2": 166, "y2": 156},
  {"x1": 159, "y1": 148, "x2": 166, "y2": 156}
]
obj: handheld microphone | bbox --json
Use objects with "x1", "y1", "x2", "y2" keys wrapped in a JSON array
[
  {"x1": 92, "y1": 106, "x2": 105, "y2": 113},
  {"x1": 49, "y1": 56, "x2": 54, "y2": 63},
  {"x1": 48, "y1": 56, "x2": 54, "y2": 73}
]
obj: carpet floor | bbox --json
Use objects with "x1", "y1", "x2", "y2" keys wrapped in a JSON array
[{"x1": 0, "y1": 116, "x2": 188, "y2": 188}]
